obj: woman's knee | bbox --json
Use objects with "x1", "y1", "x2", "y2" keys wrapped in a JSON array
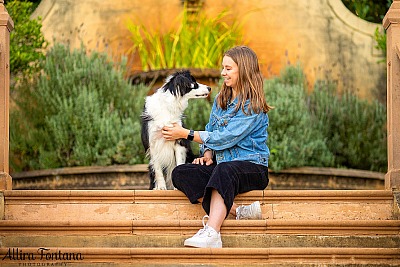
[
  {"x1": 172, "y1": 164, "x2": 197, "y2": 186},
  {"x1": 172, "y1": 165, "x2": 186, "y2": 185}
]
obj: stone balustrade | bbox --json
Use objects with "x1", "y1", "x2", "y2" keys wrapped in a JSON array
[
  {"x1": 383, "y1": 0, "x2": 400, "y2": 190},
  {"x1": 0, "y1": 0, "x2": 13, "y2": 190}
]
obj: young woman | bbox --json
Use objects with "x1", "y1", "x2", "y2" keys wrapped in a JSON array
[{"x1": 161, "y1": 45, "x2": 272, "y2": 248}]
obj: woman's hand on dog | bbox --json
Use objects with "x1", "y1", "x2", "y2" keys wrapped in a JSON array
[
  {"x1": 162, "y1": 123, "x2": 213, "y2": 165},
  {"x1": 162, "y1": 123, "x2": 188, "y2": 141},
  {"x1": 192, "y1": 156, "x2": 213, "y2": 166}
]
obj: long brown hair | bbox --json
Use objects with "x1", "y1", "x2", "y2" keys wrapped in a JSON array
[{"x1": 217, "y1": 46, "x2": 271, "y2": 114}]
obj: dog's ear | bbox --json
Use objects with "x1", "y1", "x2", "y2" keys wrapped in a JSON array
[{"x1": 173, "y1": 73, "x2": 192, "y2": 96}]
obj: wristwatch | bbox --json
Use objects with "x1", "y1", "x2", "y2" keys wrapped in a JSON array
[{"x1": 187, "y1": 129, "x2": 194, "y2": 141}]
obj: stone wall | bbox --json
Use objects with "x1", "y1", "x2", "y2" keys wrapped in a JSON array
[
  {"x1": 11, "y1": 165, "x2": 385, "y2": 190},
  {"x1": 32, "y1": 0, "x2": 385, "y2": 99}
]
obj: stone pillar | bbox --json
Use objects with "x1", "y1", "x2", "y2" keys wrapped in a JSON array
[
  {"x1": 0, "y1": 0, "x2": 13, "y2": 190},
  {"x1": 383, "y1": 0, "x2": 400, "y2": 191}
]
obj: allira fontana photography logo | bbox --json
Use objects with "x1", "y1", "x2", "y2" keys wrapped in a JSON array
[{"x1": 2, "y1": 247, "x2": 84, "y2": 264}]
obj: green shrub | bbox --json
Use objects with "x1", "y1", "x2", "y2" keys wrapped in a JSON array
[
  {"x1": 265, "y1": 66, "x2": 335, "y2": 171},
  {"x1": 374, "y1": 27, "x2": 386, "y2": 60},
  {"x1": 309, "y1": 81, "x2": 387, "y2": 172},
  {"x1": 6, "y1": 0, "x2": 47, "y2": 78},
  {"x1": 265, "y1": 65, "x2": 387, "y2": 172},
  {"x1": 10, "y1": 56, "x2": 387, "y2": 173},
  {"x1": 10, "y1": 43, "x2": 148, "y2": 171}
]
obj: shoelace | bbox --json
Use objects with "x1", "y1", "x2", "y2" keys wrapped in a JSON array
[
  {"x1": 193, "y1": 215, "x2": 210, "y2": 237},
  {"x1": 202, "y1": 215, "x2": 209, "y2": 227}
]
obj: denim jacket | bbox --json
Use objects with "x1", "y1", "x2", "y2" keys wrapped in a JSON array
[{"x1": 198, "y1": 95, "x2": 270, "y2": 167}]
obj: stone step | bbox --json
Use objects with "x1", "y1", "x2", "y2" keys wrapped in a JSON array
[
  {"x1": 2, "y1": 190, "x2": 395, "y2": 221},
  {"x1": 1, "y1": 189, "x2": 398, "y2": 266},
  {"x1": 1, "y1": 219, "x2": 399, "y2": 235},
  {"x1": 1, "y1": 220, "x2": 399, "y2": 249},
  {"x1": 3, "y1": 234, "x2": 399, "y2": 250},
  {"x1": 0, "y1": 247, "x2": 399, "y2": 266}
]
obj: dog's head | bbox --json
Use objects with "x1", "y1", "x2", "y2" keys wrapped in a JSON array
[{"x1": 162, "y1": 70, "x2": 211, "y2": 99}]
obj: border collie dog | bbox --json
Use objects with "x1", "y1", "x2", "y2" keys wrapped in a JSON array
[{"x1": 141, "y1": 70, "x2": 211, "y2": 190}]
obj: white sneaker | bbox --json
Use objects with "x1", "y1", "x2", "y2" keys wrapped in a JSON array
[
  {"x1": 236, "y1": 201, "x2": 262, "y2": 220},
  {"x1": 184, "y1": 215, "x2": 222, "y2": 248}
]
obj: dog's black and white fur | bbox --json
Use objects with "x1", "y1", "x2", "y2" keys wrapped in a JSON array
[{"x1": 141, "y1": 70, "x2": 211, "y2": 190}]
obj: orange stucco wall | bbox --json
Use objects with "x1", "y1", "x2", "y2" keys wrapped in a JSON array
[{"x1": 33, "y1": 0, "x2": 385, "y2": 99}]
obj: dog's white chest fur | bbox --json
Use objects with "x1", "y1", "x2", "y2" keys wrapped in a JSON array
[
  {"x1": 146, "y1": 90, "x2": 188, "y2": 127},
  {"x1": 146, "y1": 91, "x2": 187, "y2": 180}
]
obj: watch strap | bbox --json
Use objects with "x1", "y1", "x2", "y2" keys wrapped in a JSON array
[{"x1": 187, "y1": 129, "x2": 194, "y2": 141}]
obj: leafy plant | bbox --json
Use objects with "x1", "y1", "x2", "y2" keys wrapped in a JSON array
[
  {"x1": 309, "y1": 81, "x2": 387, "y2": 172},
  {"x1": 263, "y1": 65, "x2": 387, "y2": 172},
  {"x1": 265, "y1": 66, "x2": 335, "y2": 171},
  {"x1": 374, "y1": 26, "x2": 386, "y2": 58},
  {"x1": 6, "y1": 0, "x2": 47, "y2": 78},
  {"x1": 10, "y1": 43, "x2": 148, "y2": 171},
  {"x1": 341, "y1": 0, "x2": 392, "y2": 23},
  {"x1": 341, "y1": 0, "x2": 391, "y2": 62},
  {"x1": 127, "y1": 6, "x2": 245, "y2": 71}
]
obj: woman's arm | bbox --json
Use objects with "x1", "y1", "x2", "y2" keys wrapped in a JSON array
[
  {"x1": 199, "y1": 111, "x2": 264, "y2": 151},
  {"x1": 161, "y1": 123, "x2": 203, "y2": 144},
  {"x1": 161, "y1": 124, "x2": 214, "y2": 165}
]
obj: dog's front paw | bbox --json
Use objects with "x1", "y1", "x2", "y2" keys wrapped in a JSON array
[
  {"x1": 153, "y1": 185, "x2": 167, "y2": 190},
  {"x1": 153, "y1": 181, "x2": 167, "y2": 190}
]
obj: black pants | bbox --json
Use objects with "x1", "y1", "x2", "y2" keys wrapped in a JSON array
[{"x1": 172, "y1": 161, "x2": 269, "y2": 218}]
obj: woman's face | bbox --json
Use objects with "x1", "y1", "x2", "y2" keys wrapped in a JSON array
[{"x1": 221, "y1": 56, "x2": 239, "y2": 89}]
